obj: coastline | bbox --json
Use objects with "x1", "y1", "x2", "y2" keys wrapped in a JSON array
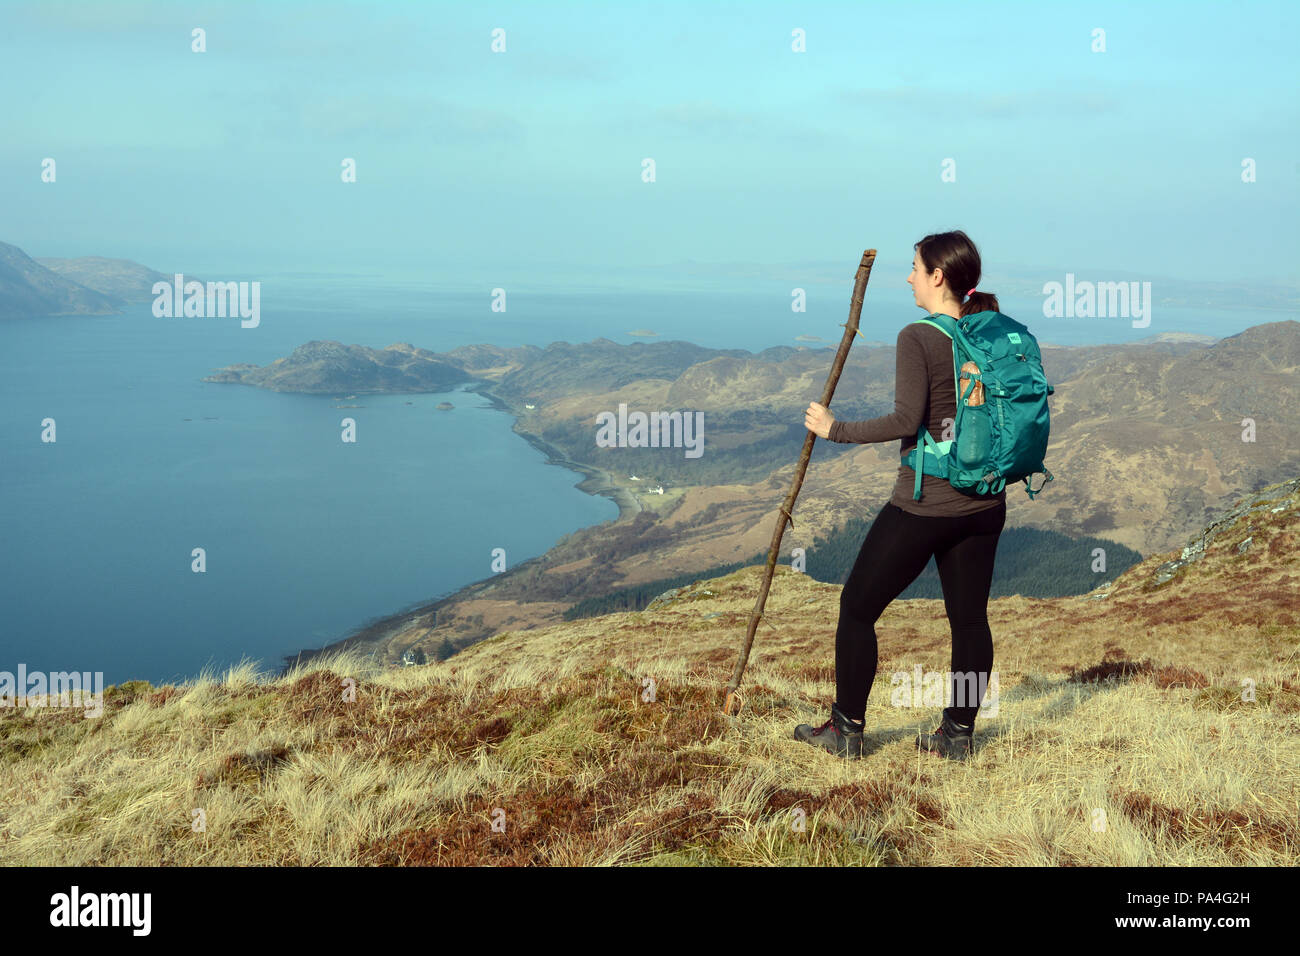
[
  {"x1": 280, "y1": 379, "x2": 641, "y2": 674},
  {"x1": 462, "y1": 380, "x2": 643, "y2": 521}
]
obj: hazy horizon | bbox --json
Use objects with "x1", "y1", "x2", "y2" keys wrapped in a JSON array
[{"x1": 4, "y1": 0, "x2": 1297, "y2": 297}]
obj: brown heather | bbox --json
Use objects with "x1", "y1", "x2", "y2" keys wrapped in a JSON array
[{"x1": 1, "y1": 481, "x2": 1296, "y2": 866}]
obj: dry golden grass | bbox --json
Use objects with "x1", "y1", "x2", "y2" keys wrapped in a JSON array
[{"x1": 2, "y1": 486, "x2": 1296, "y2": 866}]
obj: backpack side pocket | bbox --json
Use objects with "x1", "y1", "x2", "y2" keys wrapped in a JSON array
[{"x1": 955, "y1": 403, "x2": 992, "y2": 468}]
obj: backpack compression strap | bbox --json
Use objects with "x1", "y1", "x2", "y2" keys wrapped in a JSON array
[
  {"x1": 904, "y1": 424, "x2": 951, "y2": 500},
  {"x1": 1023, "y1": 469, "x2": 1054, "y2": 500}
]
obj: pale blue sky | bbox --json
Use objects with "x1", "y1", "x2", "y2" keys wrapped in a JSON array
[{"x1": 3, "y1": 0, "x2": 1297, "y2": 293}]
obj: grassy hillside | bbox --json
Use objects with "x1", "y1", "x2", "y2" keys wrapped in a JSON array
[{"x1": 1, "y1": 478, "x2": 1296, "y2": 866}]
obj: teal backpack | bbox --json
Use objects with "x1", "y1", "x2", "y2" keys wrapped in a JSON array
[{"x1": 902, "y1": 311, "x2": 1055, "y2": 502}]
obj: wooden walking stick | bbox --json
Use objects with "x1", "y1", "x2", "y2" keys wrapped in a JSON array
[{"x1": 722, "y1": 249, "x2": 877, "y2": 716}]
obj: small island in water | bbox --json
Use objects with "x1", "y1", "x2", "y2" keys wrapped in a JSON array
[{"x1": 436, "y1": 402, "x2": 454, "y2": 411}]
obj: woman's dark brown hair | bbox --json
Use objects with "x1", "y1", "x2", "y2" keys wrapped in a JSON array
[{"x1": 914, "y1": 230, "x2": 1000, "y2": 317}]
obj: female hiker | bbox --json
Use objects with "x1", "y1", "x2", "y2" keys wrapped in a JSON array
[{"x1": 797, "y1": 230, "x2": 1006, "y2": 761}]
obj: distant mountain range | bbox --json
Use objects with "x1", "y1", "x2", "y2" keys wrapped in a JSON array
[
  {"x1": 207, "y1": 323, "x2": 1300, "y2": 558},
  {"x1": 35, "y1": 254, "x2": 176, "y2": 304},
  {"x1": 0, "y1": 241, "x2": 182, "y2": 317},
  {"x1": 204, "y1": 319, "x2": 1300, "y2": 666},
  {"x1": 0, "y1": 242, "x2": 118, "y2": 316}
]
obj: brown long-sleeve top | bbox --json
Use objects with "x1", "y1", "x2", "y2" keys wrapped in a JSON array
[{"x1": 827, "y1": 320, "x2": 1006, "y2": 516}]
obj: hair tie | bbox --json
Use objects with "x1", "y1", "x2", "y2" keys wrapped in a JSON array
[{"x1": 966, "y1": 287, "x2": 976, "y2": 297}]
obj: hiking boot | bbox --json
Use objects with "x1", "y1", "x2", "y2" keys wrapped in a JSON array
[
  {"x1": 916, "y1": 712, "x2": 974, "y2": 760},
  {"x1": 794, "y1": 702, "x2": 866, "y2": 758}
]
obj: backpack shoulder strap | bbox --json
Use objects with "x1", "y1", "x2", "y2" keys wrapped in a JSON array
[
  {"x1": 911, "y1": 315, "x2": 961, "y2": 415},
  {"x1": 913, "y1": 315, "x2": 956, "y2": 339}
]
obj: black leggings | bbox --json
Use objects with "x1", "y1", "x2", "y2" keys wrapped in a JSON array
[{"x1": 835, "y1": 499, "x2": 1005, "y2": 726}]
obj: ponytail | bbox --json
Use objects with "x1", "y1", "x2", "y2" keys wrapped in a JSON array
[{"x1": 962, "y1": 289, "x2": 999, "y2": 317}]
